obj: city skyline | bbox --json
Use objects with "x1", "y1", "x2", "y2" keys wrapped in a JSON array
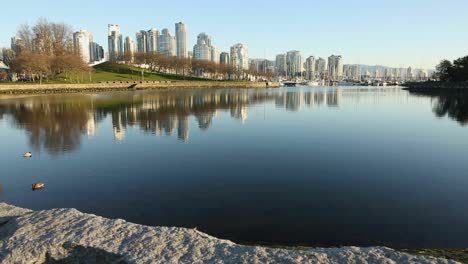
[
  {"x1": 6, "y1": 21, "x2": 430, "y2": 83},
  {"x1": 1, "y1": 0, "x2": 467, "y2": 69}
]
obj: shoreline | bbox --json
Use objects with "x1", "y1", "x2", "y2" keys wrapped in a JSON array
[
  {"x1": 0, "y1": 203, "x2": 459, "y2": 263},
  {"x1": 402, "y1": 87, "x2": 468, "y2": 96},
  {"x1": 402, "y1": 81, "x2": 468, "y2": 93},
  {"x1": 0, "y1": 81, "x2": 281, "y2": 94}
]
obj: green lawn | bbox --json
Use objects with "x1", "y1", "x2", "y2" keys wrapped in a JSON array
[{"x1": 89, "y1": 63, "x2": 214, "y2": 82}]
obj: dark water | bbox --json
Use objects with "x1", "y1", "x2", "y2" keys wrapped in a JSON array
[{"x1": 1, "y1": 87, "x2": 468, "y2": 249}]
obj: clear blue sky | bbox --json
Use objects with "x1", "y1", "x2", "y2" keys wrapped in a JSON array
[{"x1": 1, "y1": 0, "x2": 467, "y2": 69}]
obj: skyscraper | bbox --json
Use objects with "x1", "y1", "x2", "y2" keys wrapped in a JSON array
[
  {"x1": 286, "y1": 51, "x2": 302, "y2": 78},
  {"x1": 108, "y1": 24, "x2": 123, "y2": 61},
  {"x1": 159, "y1": 28, "x2": 176, "y2": 57},
  {"x1": 197, "y1": 33, "x2": 211, "y2": 47},
  {"x1": 220, "y1": 52, "x2": 230, "y2": 64},
  {"x1": 73, "y1": 30, "x2": 92, "y2": 63},
  {"x1": 175, "y1": 22, "x2": 187, "y2": 58},
  {"x1": 146, "y1": 28, "x2": 159, "y2": 53},
  {"x1": 193, "y1": 33, "x2": 218, "y2": 62},
  {"x1": 124, "y1": 36, "x2": 135, "y2": 62},
  {"x1": 305, "y1": 56, "x2": 316, "y2": 80},
  {"x1": 136, "y1": 30, "x2": 147, "y2": 53},
  {"x1": 315, "y1": 58, "x2": 326, "y2": 75},
  {"x1": 343, "y1": 64, "x2": 360, "y2": 81},
  {"x1": 211, "y1": 46, "x2": 219, "y2": 64},
  {"x1": 328, "y1": 55, "x2": 343, "y2": 81},
  {"x1": 352, "y1": 65, "x2": 360, "y2": 81},
  {"x1": 230, "y1": 44, "x2": 249, "y2": 70},
  {"x1": 275, "y1": 54, "x2": 287, "y2": 77},
  {"x1": 90, "y1": 42, "x2": 104, "y2": 63},
  {"x1": 249, "y1": 59, "x2": 274, "y2": 73},
  {"x1": 407, "y1": 66, "x2": 413, "y2": 81}
]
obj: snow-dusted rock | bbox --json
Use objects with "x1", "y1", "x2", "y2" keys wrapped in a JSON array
[{"x1": 0, "y1": 203, "x2": 459, "y2": 263}]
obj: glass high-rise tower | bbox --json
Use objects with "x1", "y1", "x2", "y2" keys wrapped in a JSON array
[{"x1": 175, "y1": 22, "x2": 187, "y2": 58}]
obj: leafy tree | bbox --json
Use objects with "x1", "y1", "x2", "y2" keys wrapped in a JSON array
[
  {"x1": 436, "y1": 59, "x2": 453, "y2": 81},
  {"x1": 452, "y1": 56, "x2": 468, "y2": 81},
  {"x1": 435, "y1": 56, "x2": 468, "y2": 82}
]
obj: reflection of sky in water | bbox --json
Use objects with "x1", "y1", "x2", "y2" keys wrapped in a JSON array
[{"x1": 1, "y1": 87, "x2": 468, "y2": 248}]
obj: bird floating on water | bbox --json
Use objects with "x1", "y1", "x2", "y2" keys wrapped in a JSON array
[
  {"x1": 23, "y1": 152, "x2": 32, "y2": 158},
  {"x1": 32, "y1": 183, "x2": 45, "y2": 191}
]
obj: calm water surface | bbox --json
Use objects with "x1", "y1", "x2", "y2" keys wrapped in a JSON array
[{"x1": 1, "y1": 86, "x2": 468, "y2": 248}]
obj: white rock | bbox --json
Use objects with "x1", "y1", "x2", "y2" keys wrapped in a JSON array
[{"x1": 0, "y1": 203, "x2": 459, "y2": 264}]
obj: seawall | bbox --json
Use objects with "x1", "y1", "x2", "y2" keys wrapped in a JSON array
[
  {"x1": 0, "y1": 203, "x2": 458, "y2": 263},
  {"x1": 0, "y1": 81, "x2": 281, "y2": 94}
]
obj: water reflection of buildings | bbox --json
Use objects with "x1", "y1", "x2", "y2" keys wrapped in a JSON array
[
  {"x1": 105, "y1": 90, "x2": 344, "y2": 143},
  {"x1": 0, "y1": 88, "x2": 423, "y2": 155},
  {"x1": 86, "y1": 112, "x2": 97, "y2": 136},
  {"x1": 0, "y1": 89, "x2": 345, "y2": 153},
  {"x1": 108, "y1": 91, "x2": 255, "y2": 142},
  {"x1": 275, "y1": 89, "x2": 342, "y2": 111}
]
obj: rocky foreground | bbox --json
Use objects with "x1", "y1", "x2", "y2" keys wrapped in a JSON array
[{"x1": 0, "y1": 203, "x2": 459, "y2": 264}]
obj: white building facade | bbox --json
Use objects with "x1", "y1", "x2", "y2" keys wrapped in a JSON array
[
  {"x1": 193, "y1": 33, "x2": 219, "y2": 62},
  {"x1": 231, "y1": 43, "x2": 249, "y2": 70},
  {"x1": 73, "y1": 30, "x2": 92, "y2": 63},
  {"x1": 286, "y1": 50, "x2": 302, "y2": 78}
]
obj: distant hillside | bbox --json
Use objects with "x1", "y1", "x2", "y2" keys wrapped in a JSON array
[{"x1": 344, "y1": 64, "x2": 434, "y2": 76}]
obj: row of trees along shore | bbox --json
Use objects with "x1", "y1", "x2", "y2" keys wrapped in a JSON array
[
  {"x1": 2, "y1": 18, "x2": 275, "y2": 84},
  {"x1": 126, "y1": 52, "x2": 276, "y2": 81},
  {"x1": 436, "y1": 56, "x2": 468, "y2": 82}
]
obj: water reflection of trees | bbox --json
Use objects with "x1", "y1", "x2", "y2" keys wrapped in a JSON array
[
  {"x1": 407, "y1": 90, "x2": 468, "y2": 125},
  {"x1": 0, "y1": 89, "x2": 344, "y2": 154},
  {"x1": 432, "y1": 95, "x2": 468, "y2": 125},
  {"x1": 1, "y1": 100, "x2": 97, "y2": 156}
]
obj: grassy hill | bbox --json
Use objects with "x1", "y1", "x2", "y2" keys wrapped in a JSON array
[
  {"x1": 88, "y1": 63, "x2": 212, "y2": 82},
  {"x1": 1, "y1": 62, "x2": 226, "y2": 85}
]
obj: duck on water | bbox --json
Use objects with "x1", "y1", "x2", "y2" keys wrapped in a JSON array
[{"x1": 32, "y1": 183, "x2": 45, "y2": 191}]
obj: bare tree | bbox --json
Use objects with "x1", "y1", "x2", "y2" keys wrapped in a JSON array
[
  {"x1": 16, "y1": 18, "x2": 74, "y2": 56},
  {"x1": 32, "y1": 18, "x2": 54, "y2": 54},
  {"x1": 123, "y1": 50, "x2": 133, "y2": 65},
  {"x1": 11, "y1": 52, "x2": 51, "y2": 84},
  {"x1": 17, "y1": 24, "x2": 34, "y2": 53},
  {"x1": 9, "y1": 19, "x2": 90, "y2": 83},
  {"x1": 50, "y1": 22, "x2": 74, "y2": 56}
]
